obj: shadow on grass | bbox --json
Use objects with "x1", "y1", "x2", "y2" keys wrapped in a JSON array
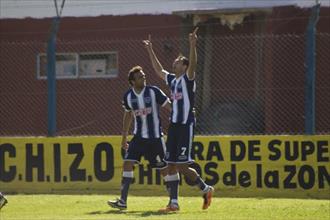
[{"x1": 87, "y1": 209, "x2": 177, "y2": 217}]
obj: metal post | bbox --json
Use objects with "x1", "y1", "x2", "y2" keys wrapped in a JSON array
[
  {"x1": 304, "y1": 3, "x2": 320, "y2": 135},
  {"x1": 47, "y1": 16, "x2": 60, "y2": 136}
]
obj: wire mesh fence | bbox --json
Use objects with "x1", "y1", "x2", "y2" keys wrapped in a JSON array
[{"x1": 0, "y1": 32, "x2": 329, "y2": 136}]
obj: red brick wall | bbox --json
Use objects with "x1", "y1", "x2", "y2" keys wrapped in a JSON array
[{"x1": 0, "y1": 15, "x2": 182, "y2": 136}]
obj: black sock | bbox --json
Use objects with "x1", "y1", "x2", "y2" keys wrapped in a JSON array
[
  {"x1": 165, "y1": 181, "x2": 171, "y2": 204},
  {"x1": 168, "y1": 180, "x2": 179, "y2": 204},
  {"x1": 120, "y1": 177, "x2": 133, "y2": 203}
]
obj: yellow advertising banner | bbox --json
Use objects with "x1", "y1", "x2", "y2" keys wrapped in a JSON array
[{"x1": 0, "y1": 136, "x2": 329, "y2": 199}]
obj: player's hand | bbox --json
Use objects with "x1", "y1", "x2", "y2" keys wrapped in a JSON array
[
  {"x1": 121, "y1": 137, "x2": 129, "y2": 150},
  {"x1": 143, "y1": 34, "x2": 152, "y2": 49},
  {"x1": 189, "y1": 27, "x2": 199, "y2": 46}
]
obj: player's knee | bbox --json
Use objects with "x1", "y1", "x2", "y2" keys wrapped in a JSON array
[
  {"x1": 123, "y1": 161, "x2": 134, "y2": 171},
  {"x1": 167, "y1": 163, "x2": 177, "y2": 174},
  {"x1": 176, "y1": 163, "x2": 189, "y2": 172},
  {"x1": 159, "y1": 167, "x2": 168, "y2": 176}
]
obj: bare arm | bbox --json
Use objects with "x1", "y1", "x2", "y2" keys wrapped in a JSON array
[
  {"x1": 143, "y1": 34, "x2": 166, "y2": 81},
  {"x1": 187, "y1": 27, "x2": 199, "y2": 80},
  {"x1": 162, "y1": 99, "x2": 172, "y2": 112},
  {"x1": 121, "y1": 111, "x2": 133, "y2": 150}
]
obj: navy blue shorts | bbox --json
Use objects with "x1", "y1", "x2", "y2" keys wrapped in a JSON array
[
  {"x1": 165, "y1": 122, "x2": 195, "y2": 164},
  {"x1": 124, "y1": 136, "x2": 167, "y2": 169}
]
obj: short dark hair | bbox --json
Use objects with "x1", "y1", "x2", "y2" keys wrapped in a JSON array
[
  {"x1": 177, "y1": 54, "x2": 189, "y2": 67},
  {"x1": 128, "y1": 66, "x2": 142, "y2": 86}
]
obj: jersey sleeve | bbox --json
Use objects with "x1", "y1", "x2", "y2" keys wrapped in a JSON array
[
  {"x1": 122, "y1": 93, "x2": 131, "y2": 112},
  {"x1": 152, "y1": 86, "x2": 170, "y2": 106},
  {"x1": 184, "y1": 73, "x2": 196, "y2": 92},
  {"x1": 163, "y1": 70, "x2": 175, "y2": 86}
]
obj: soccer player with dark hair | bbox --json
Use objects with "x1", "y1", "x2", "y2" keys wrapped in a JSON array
[
  {"x1": 144, "y1": 28, "x2": 214, "y2": 211},
  {"x1": 107, "y1": 66, "x2": 180, "y2": 210}
]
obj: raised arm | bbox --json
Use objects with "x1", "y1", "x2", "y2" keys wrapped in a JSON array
[
  {"x1": 162, "y1": 100, "x2": 172, "y2": 112},
  {"x1": 121, "y1": 111, "x2": 133, "y2": 150},
  {"x1": 187, "y1": 27, "x2": 199, "y2": 80},
  {"x1": 143, "y1": 34, "x2": 166, "y2": 81}
]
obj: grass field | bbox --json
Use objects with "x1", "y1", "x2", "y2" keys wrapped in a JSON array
[{"x1": 0, "y1": 195, "x2": 329, "y2": 220}]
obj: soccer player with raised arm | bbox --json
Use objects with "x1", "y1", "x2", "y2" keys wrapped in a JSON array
[
  {"x1": 143, "y1": 27, "x2": 214, "y2": 211},
  {"x1": 107, "y1": 66, "x2": 180, "y2": 211}
]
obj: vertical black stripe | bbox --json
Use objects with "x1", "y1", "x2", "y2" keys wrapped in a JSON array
[
  {"x1": 185, "y1": 75, "x2": 195, "y2": 124},
  {"x1": 170, "y1": 81, "x2": 176, "y2": 122},
  {"x1": 157, "y1": 104, "x2": 162, "y2": 137},
  {"x1": 130, "y1": 92, "x2": 141, "y2": 137},
  {"x1": 144, "y1": 87, "x2": 154, "y2": 138},
  {"x1": 177, "y1": 80, "x2": 184, "y2": 123}
]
